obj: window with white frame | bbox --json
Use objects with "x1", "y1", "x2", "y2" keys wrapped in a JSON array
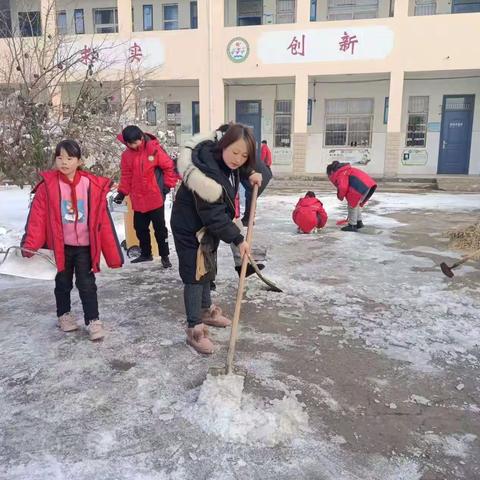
[
  {"x1": 324, "y1": 98, "x2": 374, "y2": 147},
  {"x1": 57, "y1": 10, "x2": 67, "y2": 34},
  {"x1": 276, "y1": 0, "x2": 296, "y2": 23},
  {"x1": 93, "y1": 8, "x2": 118, "y2": 33},
  {"x1": 327, "y1": 0, "x2": 378, "y2": 20},
  {"x1": 74, "y1": 9, "x2": 84, "y2": 34},
  {"x1": 166, "y1": 103, "x2": 181, "y2": 144},
  {"x1": 143, "y1": 5, "x2": 153, "y2": 31},
  {"x1": 274, "y1": 100, "x2": 292, "y2": 148},
  {"x1": 414, "y1": 0, "x2": 436, "y2": 15},
  {"x1": 163, "y1": 4, "x2": 178, "y2": 30},
  {"x1": 406, "y1": 96, "x2": 428, "y2": 147}
]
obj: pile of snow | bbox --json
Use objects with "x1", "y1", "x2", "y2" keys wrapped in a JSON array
[{"x1": 185, "y1": 374, "x2": 309, "y2": 446}]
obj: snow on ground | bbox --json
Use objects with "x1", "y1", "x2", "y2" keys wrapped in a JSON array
[{"x1": 1, "y1": 186, "x2": 479, "y2": 479}]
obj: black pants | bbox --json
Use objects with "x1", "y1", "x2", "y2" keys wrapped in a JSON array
[
  {"x1": 133, "y1": 207, "x2": 169, "y2": 258},
  {"x1": 54, "y1": 246, "x2": 98, "y2": 324},
  {"x1": 184, "y1": 282, "x2": 211, "y2": 328}
]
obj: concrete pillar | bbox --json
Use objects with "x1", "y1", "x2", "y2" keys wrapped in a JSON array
[
  {"x1": 385, "y1": 70, "x2": 405, "y2": 177},
  {"x1": 296, "y1": 0, "x2": 312, "y2": 23},
  {"x1": 118, "y1": 0, "x2": 133, "y2": 37},
  {"x1": 40, "y1": 0, "x2": 56, "y2": 36},
  {"x1": 394, "y1": 0, "x2": 409, "y2": 17},
  {"x1": 292, "y1": 73, "x2": 309, "y2": 175}
]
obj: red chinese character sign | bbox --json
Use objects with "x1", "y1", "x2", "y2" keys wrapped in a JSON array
[
  {"x1": 258, "y1": 27, "x2": 393, "y2": 64},
  {"x1": 128, "y1": 42, "x2": 143, "y2": 63}
]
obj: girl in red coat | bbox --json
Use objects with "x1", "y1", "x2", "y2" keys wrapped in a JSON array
[
  {"x1": 114, "y1": 125, "x2": 179, "y2": 267},
  {"x1": 292, "y1": 191, "x2": 328, "y2": 233},
  {"x1": 22, "y1": 140, "x2": 124, "y2": 340},
  {"x1": 326, "y1": 161, "x2": 377, "y2": 232}
]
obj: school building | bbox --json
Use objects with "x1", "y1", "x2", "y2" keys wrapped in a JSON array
[{"x1": 1, "y1": 0, "x2": 479, "y2": 178}]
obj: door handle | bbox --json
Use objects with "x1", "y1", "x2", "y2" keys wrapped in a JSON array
[{"x1": 442, "y1": 140, "x2": 447, "y2": 149}]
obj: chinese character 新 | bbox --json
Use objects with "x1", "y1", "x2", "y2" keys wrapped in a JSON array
[
  {"x1": 339, "y1": 32, "x2": 358, "y2": 55},
  {"x1": 287, "y1": 34, "x2": 305, "y2": 56},
  {"x1": 129, "y1": 42, "x2": 143, "y2": 63},
  {"x1": 80, "y1": 45, "x2": 99, "y2": 65}
]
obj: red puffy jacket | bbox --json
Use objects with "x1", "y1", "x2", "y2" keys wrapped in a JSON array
[
  {"x1": 292, "y1": 196, "x2": 328, "y2": 233},
  {"x1": 328, "y1": 164, "x2": 377, "y2": 208},
  {"x1": 22, "y1": 170, "x2": 124, "y2": 273},
  {"x1": 117, "y1": 133, "x2": 179, "y2": 213}
]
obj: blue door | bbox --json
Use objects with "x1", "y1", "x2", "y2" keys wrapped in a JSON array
[
  {"x1": 236, "y1": 100, "x2": 261, "y2": 158},
  {"x1": 438, "y1": 95, "x2": 475, "y2": 174}
]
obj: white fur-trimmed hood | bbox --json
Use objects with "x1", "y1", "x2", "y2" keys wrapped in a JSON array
[{"x1": 178, "y1": 132, "x2": 223, "y2": 203}]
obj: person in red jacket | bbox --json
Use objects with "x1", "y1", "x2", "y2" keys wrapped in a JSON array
[
  {"x1": 114, "y1": 125, "x2": 178, "y2": 267},
  {"x1": 326, "y1": 161, "x2": 377, "y2": 232},
  {"x1": 22, "y1": 140, "x2": 124, "y2": 340},
  {"x1": 292, "y1": 191, "x2": 328, "y2": 234},
  {"x1": 260, "y1": 140, "x2": 272, "y2": 170}
]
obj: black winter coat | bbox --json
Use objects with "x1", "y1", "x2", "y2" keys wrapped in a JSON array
[{"x1": 171, "y1": 134, "x2": 250, "y2": 284}]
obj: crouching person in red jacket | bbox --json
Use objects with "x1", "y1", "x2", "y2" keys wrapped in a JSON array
[
  {"x1": 326, "y1": 161, "x2": 377, "y2": 232},
  {"x1": 114, "y1": 126, "x2": 179, "y2": 267},
  {"x1": 22, "y1": 140, "x2": 124, "y2": 340},
  {"x1": 292, "y1": 191, "x2": 328, "y2": 233}
]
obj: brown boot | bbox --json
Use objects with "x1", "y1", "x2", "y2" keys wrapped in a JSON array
[
  {"x1": 58, "y1": 312, "x2": 78, "y2": 332},
  {"x1": 186, "y1": 323, "x2": 214, "y2": 354},
  {"x1": 201, "y1": 305, "x2": 231, "y2": 328}
]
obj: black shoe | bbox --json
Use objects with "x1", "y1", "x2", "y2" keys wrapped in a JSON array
[
  {"x1": 356, "y1": 221, "x2": 364, "y2": 229},
  {"x1": 131, "y1": 255, "x2": 153, "y2": 263},
  {"x1": 161, "y1": 256, "x2": 172, "y2": 268},
  {"x1": 341, "y1": 224, "x2": 358, "y2": 232},
  {"x1": 210, "y1": 280, "x2": 216, "y2": 291},
  {"x1": 235, "y1": 263, "x2": 265, "y2": 278}
]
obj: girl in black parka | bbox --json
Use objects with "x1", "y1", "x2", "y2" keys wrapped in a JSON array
[{"x1": 171, "y1": 123, "x2": 262, "y2": 354}]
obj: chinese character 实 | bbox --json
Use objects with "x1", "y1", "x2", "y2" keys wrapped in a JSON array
[
  {"x1": 80, "y1": 45, "x2": 99, "y2": 65},
  {"x1": 129, "y1": 42, "x2": 143, "y2": 63},
  {"x1": 339, "y1": 32, "x2": 358, "y2": 55},
  {"x1": 287, "y1": 34, "x2": 305, "y2": 56}
]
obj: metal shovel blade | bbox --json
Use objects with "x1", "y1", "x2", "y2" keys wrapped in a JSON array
[{"x1": 440, "y1": 262, "x2": 454, "y2": 278}]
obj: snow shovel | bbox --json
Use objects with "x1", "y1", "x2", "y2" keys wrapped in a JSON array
[
  {"x1": 0, "y1": 246, "x2": 57, "y2": 281},
  {"x1": 440, "y1": 248, "x2": 480, "y2": 278},
  {"x1": 209, "y1": 184, "x2": 259, "y2": 378},
  {"x1": 247, "y1": 254, "x2": 283, "y2": 293}
]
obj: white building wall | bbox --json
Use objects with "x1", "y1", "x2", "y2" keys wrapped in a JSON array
[
  {"x1": 225, "y1": 83, "x2": 295, "y2": 174},
  {"x1": 306, "y1": 79, "x2": 389, "y2": 176},
  {"x1": 400, "y1": 77, "x2": 480, "y2": 175}
]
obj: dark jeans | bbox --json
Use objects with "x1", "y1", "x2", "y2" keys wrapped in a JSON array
[
  {"x1": 54, "y1": 245, "x2": 98, "y2": 324},
  {"x1": 184, "y1": 282, "x2": 212, "y2": 328},
  {"x1": 133, "y1": 207, "x2": 169, "y2": 258}
]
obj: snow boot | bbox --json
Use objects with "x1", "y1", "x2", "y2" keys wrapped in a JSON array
[
  {"x1": 201, "y1": 305, "x2": 231, "y2": 328},
  {"x1": 88, "y1": 319, "x2": 105, "y2": 341},
  {"x1": 341, "y1": 224, "x2": 358, "y2": 232},
  {"x1": 356, "y1": 220, "x2": 364, "y2": 229},
  {"x1": 161, "y1": 256, "x2": 172, "y2": 268},
  {"x1": 235, "y1": 263, "x2": 264, "y2": 278},
  {"x1": 210, "y1": 280, "x2": 217, "y2": 291},
  {"x1": 131, "y1": 255, "x2": 153, "y2": 264},
  {"x1": 58, "y1": 312, "x2": 78, "y2": 332},
  {"x1": 186, "y1": 323, "x2": 214, "y2": 354}
]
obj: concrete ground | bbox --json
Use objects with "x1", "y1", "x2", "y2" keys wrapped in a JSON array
[{"x1": 0, "y1": 190, "x2": 479, "y2": 480}]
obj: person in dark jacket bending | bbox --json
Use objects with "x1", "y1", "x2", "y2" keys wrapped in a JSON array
[{"x1": 171, "y1": 123, "x2": 262, "y2": 354}]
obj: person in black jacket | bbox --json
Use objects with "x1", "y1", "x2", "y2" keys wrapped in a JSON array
[{"x1": 171, "y1": 123, "x2": 262, "y2": 354}]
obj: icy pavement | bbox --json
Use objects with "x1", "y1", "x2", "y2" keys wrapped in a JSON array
[{"x1": 0, "y1": 187, "x2": 479, "y2": 479}]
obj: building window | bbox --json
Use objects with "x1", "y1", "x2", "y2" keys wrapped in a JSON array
[
  {"x1": 166, "y1": 103, "x2": 181, "y2": 144},
  {"x1": 383, "y1": 97, "x2": 389, "y2": 124},
  {"x1": 93, "y1": 8, "x2": 118, "y2": 34},
  {"x1": 307, "y1": 99, "x2": 313, "y2": 126},
  {"x1": 57, "y1": 10, "x2": 67, "y2": 34},
  {"x1": 18, "y1": 11, "x2": 41, "y2": 37},
  {"x1": 146, "y1": 101, "x2": 157, "y2": 126},
  {"x1": 310, "y1": 0, "x2": 317, "y2": 20},
  {"x1": 274, "y1": 100, "x2": 292, "y2": 148},
  {"x1": 237, "y1": 0, "x2": 263, "y2": 26},
  {"x1": 327, "y1": 0, "x2": 379, "y2": 20},
  {"x1": 0, "y1": 5, "x2": 12, "y2": 38},
  {"x1": 406, "y1": 96, "x2": 428, "y2": 147},
  {"x1": 414, "y1": 0, "x2": 436, "y2": 15},
  {"x1": 74, "y1": 9, "x2": 84, "y2": 34},
  {"x1": 163, "y1": 4, "x2": 178, "y2": 30},
  {"x1": 276, "y1": 0, "x2": 296, "y2": 23},
  {"x1": 190, "y1": 1, "x2": 198, "y2": 28},
  {"x1": 192, "y1": 101, "x2": 200, "y2": 134},
  {"x1": 325, "y1": 98, "x2": 374, "y2": 147},
  {"x1": 452, "y1": 0, "x2": 480, "y2": 12},
  {"x1": 143, "y1": 5, "x2": 153, "y2": 31}
]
